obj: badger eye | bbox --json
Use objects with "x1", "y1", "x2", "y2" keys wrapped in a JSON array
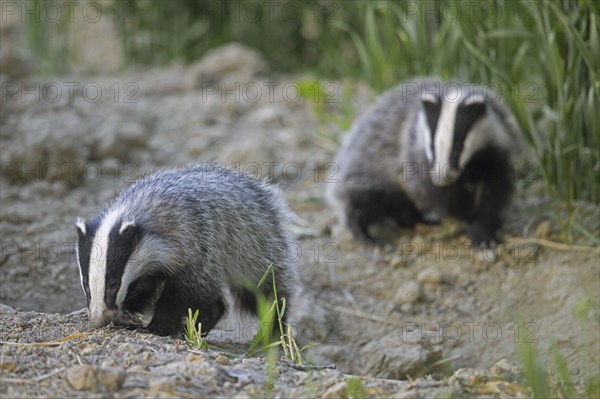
[{"x1": 109, "y1": 281, "x2": 119, "y2": 290}]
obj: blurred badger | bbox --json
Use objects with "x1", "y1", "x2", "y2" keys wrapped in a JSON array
[{"x1": 329, "y1": 78, "x2": 520, "y2": 248}]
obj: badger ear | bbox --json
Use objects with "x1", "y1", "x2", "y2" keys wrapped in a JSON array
[
  {"x1": 464, "y1": 93, "x2": 486, "y2": 106},
  {"x1": 462, "y1": 94, "x2": 487, "y2": 119},
  {"x1": 421, "y1": 92, "x2": 439, "y2": 105},
  {"x1": 75, "y1": 217, "x2": 86, "y2": 236},
  {"x1": 119, "y1": 220, "x2": 136, "y2": 235}
]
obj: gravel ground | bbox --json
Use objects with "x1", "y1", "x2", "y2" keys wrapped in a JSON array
[{"x1": 1, "y1": 305, "x2": 534, "y2": 398}]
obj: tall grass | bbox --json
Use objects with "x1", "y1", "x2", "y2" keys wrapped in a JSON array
[
  {"x1": 113, "y1": 0, "x2": 316, "y2": 70},
  {"x1": 22, "y1": 0, "x2": 72, "y2": 74},
  {"x1": 321, "y1": 0, "x2": 599, "y2": 241}
]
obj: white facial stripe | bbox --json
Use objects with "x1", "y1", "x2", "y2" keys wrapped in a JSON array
[
  {"x1": 434, "y1": 96, "x2": 459, "y2": 169},
  {"x1": 75, "y1": 218, "x2": 87, "y2": 297},
  {"x1": 88, "y1": 208, "x2": 123, "y2": 324},
  {"x1": 430, "y1": 86, "x2": 463, "y2": 186},
  {"x1": 416, "y1": 110, "x2": 433, "y2": 163},
  {"x1": 75, "y1": 244, "x2": 85, "y2": 294}
]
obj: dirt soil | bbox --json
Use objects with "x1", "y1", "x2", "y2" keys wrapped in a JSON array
[{"x1": 1, "y1": 44, "x2": 598, "y2": 397}]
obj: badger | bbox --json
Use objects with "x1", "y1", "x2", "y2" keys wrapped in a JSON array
[
  {"x1": 75, "y1": 163, "x2": 298, "y2": 336},
  {"x1": 329, "y1": 78, "x2": 520, "y2": 248}
]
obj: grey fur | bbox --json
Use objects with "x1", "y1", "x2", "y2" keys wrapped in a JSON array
[{"x1": 76, "y1": 163, "x2": 298, "y2": 336}]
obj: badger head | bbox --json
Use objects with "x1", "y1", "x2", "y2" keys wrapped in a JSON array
[
  {"x1": 420, "y1": 84, "x2": 512, "y2": 186},
  {"x1": 75, "y1": 211, "x2": 165, "y2": 329}
]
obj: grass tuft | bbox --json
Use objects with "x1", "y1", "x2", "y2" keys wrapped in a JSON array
[
  {"x1": 184, "y1": 308, "x2": 208, "y2": 351},
  {"x1": 248, "y1": 263, "x2": 314, "y2": 366}
]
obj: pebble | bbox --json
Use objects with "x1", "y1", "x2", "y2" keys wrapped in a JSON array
[
  {"x1": 0, "y1": 304, "x2": 16, "y2": 314},
  {"x1": 394, "y1": 281, "x2": 421, "y2": 305},
  {"x1": 449, "y1": 367, "x2": 489, "y2": 385},
  {"x1": 490, "y1": 358, "x2": 524, "y2": 384},
  {"x1": 360, "y1": 330, "x2": 434, "y2": 379},
  {"x1": 66, "y1": 365, "x2": 125, "y2": 392},
  {"x1": 215, "y1": 355, "x2": 230, "y2": 365},
  {"x1": 0, "y1": 356, "x2": 18, "y2": 372},
  {"x1": 186, "y1": 354, "x2": 204, "y2": 362},
  {"x1": 389, "y1": 254, "x2": 406, "y2": 269},
  {"x1": 417, "y1": 266, "x2": 443, "y2": 285},
  {"x1": 535, "y1": 220, "x2": 552, "y2": 239},
  {"x1": 149, "y1": 377, "x2": 176, "y2": 393}
]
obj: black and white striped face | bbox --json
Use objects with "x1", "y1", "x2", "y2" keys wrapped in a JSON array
[
  {"x1": 421, "y1": 86, "x2": 488, "y2": 186},
  {"x1": 75, "y1": 211, "x2": 142, "y2": 328}
]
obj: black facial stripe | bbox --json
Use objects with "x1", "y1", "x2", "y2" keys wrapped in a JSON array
[
  {"x1": 422, "y1": 99, "x2": 442, "y2": 158},
  {"x1": 104, "y1": 220, "x2": 142, "y2": 309},
  {"x1": 451, "y1": 101, "x2": 487, "y2": 167},
  {"x1": 122, "y1": 274, "x2": 163, "y2": 313},
  {"x1": 76, "y1": 216, "x2": 101, "y2": 306}
]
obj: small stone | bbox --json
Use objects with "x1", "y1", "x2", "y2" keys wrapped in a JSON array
[
  {"x1": 389, "y1": 254, "x2": 405, "y2": 269},
  {"x1": 490, "y1": 358, "x2": 524, "y2": 383},
  {"x1": 394, "y1": 281, "x2": 421, "y2": 305},
  {"x1": 417, "y1": 266, "x2": 443, "y2": 285},
  {"x1": 0, "y1": 356, "x2": 17, "y2": 372},
  {"x1": 66, "y1": 365, "x2": 125, "y2": 392},
  {"x1": 0, "y1": 304, "x2": 16, "y2": 314},
  {"x1": 186, "y1": 354, "x2": 204, "y2": 362},
  {"x1": 449, "y1": 367, "x2": 489, "y2": 385},
  {"x1": 185, "y1": 42, "x2": 267, "y2": 89},
  {"x1": 215, "y1": 355, "x2": 230, "y2": 365},
  {"x1": 96, "y1": 367, "x2": 125, "y2": 392},
  {"x1": 411, "y1": 235, "x2": 426, "y2": 254},
  {"x1": 67, "y1": 365, "x2": 98, "y2": 391},
  {"x1": 149, "y1": 377, "x2": 176, "y2": 393},
  {"x1": 100, "y1": 359, "x2": 116, "y2": 368},
  {"x1": 400, "y1": 303, "x2": 413, "y2": 313},
  {"x1": 535, "y1": 220, "x2": 551, "y2": 239},
  {"x1": 360, "y1": 330, "x2": 435, "y2": 379}
]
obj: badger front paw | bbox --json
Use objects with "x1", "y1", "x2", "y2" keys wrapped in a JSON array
[
  {"x1": 467, "y1": 222, "x2": 500, "y2": 249},
  {"x1": 467, "y1": 223, "x2": 501, "y2": 262}
]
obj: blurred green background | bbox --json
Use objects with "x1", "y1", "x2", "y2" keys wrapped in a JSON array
[{"x1": 18, "y1": 0, "x2": 600, "y2": 240}]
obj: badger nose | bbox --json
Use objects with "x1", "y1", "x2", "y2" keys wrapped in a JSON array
[
  {"x1": 431, "y1": 166, "x2": 460, "y2": 187},
  {"x1": 88, "y1": 308, "x2": 117, "y2": 328},
  {"x1": 444, "y1": 167, "x2": 459, "y2": 182}
]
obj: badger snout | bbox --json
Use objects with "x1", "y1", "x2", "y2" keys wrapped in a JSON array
[
  {"x1": 88, "y1": 307, "x2": 117, "y2": 328},
  {"x1": 431, "y1": 165, "x2": 460, "y2": 187}
]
